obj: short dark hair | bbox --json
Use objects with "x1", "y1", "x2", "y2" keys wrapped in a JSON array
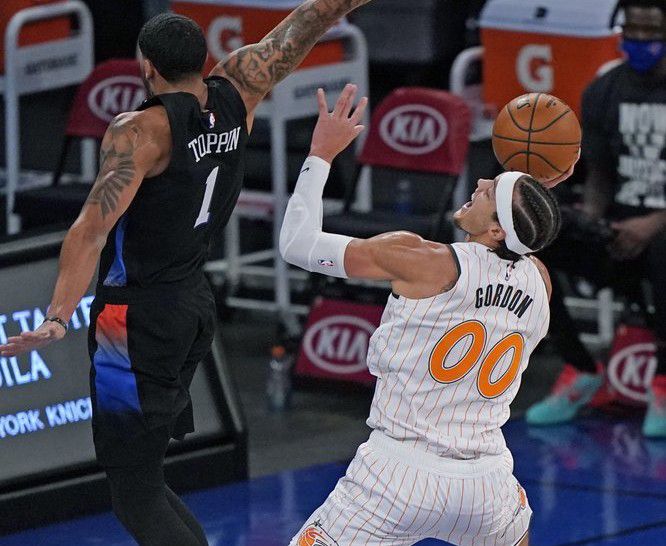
[
  {"x1": 493, "y1": 175, "x2": 562, "y2": 262},
  {"x1": 618, "y1": 0, "x2": 666, "y2": 14},
  {"x1": 612, "y1": 0, "x2": 666, "y2": 21},
  {"x1": 138, "y1": 13, "x2": 207, "y2": 82}
]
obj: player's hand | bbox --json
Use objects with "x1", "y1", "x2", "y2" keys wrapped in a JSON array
[
  {"x1": 0, "y1": 320, "x2": 66, "y2": 357},
  {"x1": 610, "y1": 215, "x2": 662, "y2": 261},
  {"x1": 309, "y1": 84, "x2": 368, "y2": 164},
  {"x1": 540, "y1": 149, "x2": 581, "y2": 189}
]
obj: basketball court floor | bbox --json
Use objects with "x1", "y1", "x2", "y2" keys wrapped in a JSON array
[
  {"x1": 2, "y1": 317, "x2": 665, "y2": 545},
  {"x1": 2, "y1": 415, "x2": 665, "y2": 545}
]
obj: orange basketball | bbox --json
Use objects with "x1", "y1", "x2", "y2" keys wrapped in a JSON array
[{"x1": 492, "y1": 93, "x2": 581, "y2": 182}]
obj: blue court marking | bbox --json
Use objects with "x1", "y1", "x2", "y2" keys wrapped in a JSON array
[{"x1": 2, "y1": 416, "x2": 665, "y2": 545}]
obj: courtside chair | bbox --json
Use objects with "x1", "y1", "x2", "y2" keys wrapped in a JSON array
[
  {"x1": 323, "y1": 87, "x2": 471, "y2": 243},
  {"x1": 14, "y1": 59, "x2": 144, "y2": 230}
]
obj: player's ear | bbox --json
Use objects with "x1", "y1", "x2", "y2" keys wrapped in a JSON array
[
  {"x1": 142, "y1": 58, "x2": 155, "y2": 80},
  {"x1": 488, "y1": 221, "x2": 506, "y2": 244}
]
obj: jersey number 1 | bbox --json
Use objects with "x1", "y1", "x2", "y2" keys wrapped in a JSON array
[
  {"x1": 195, "y1": 167, "x2": 219, "y2": 228},
  {"x1": 428, "y1": 320, "x2": 525, "y2": 399}
]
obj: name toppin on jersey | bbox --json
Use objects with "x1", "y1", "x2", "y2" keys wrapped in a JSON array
[{"x1": 188, "y1": 126, "x2": 242, "y2": 162}]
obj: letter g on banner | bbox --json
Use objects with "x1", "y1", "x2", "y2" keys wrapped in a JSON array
[
  {"x1": 516, "y1": 44, "x2": 554, "y2": 93},
  {"x1": 208, "y1": 16, "x2": 244, "y2": 61}
]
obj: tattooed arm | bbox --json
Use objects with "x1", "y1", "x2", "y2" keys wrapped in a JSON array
[
  {"x1": 210, "y1": 0, "x2": 370, "y2": 126},
  {"x1": 0, "y1": 112, "x2": 163, "y2": 356},
  {"x1": 50, "y1": 113, "x2": 162, "y2": 318}
]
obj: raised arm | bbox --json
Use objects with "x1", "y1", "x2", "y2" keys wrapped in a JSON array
[
  {"x1": 0, "y1": 112, "x2": 163, "y2": 357},
  {"x1": 211, "y1": 0, "x2": 370, "y2": 120},
  {"x1": 279, "y1": 85, "x2": 459, "y2": 299},
  {"x1": 344, "y1": 233, "x2": 459, "y2": 297}
]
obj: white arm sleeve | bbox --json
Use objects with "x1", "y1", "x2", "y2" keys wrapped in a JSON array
[{"x1": 279, "y1": 156, "x2": 354, "y2": 278}]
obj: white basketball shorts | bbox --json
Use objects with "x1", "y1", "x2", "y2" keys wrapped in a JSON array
[{"x1": 289, "y1": 431, "x2": 531, "y2": 546}]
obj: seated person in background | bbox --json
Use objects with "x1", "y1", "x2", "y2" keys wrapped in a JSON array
[{"x1": 526, "y1": 0, "x2": 666, "y2": 437}]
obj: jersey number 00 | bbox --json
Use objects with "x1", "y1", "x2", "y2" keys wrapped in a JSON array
[{"x1": 428, "y1": 320, "x2": 525, "y2": 399}]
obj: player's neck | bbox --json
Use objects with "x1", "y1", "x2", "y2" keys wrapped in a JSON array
[
  {"x1": 466, "y1": 233, "x2": 497, "y2": 250},
  {"x1": 158, "y1": 78, "x2": 209, "y2": 108}
]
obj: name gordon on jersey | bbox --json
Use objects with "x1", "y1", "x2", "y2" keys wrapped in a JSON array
[
  {"x1": 475, "y1": 283, "x2": 534, "y2": 319},
  {"x1": 188, "y1": 126, "x2": 242, "y2": 163}
]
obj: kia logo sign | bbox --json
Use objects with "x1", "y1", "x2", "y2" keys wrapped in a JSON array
[
  {"x1": 88, "y1": 76, "x2": 146, "y2": 123},
  {"x1": 379, "y1": 104, "x2": 448, "y2": 155},
  {"x1": 302, "y1": 315, "x2": 375, "y2": 374},
  {"x1": 607, "y1": 343, "x2": 657, "y2": 403}
]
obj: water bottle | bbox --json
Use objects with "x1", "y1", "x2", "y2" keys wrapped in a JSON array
[
  {"x1": 267, "y1": 345, "x2": 292, "y2": 411},
  {"x1": 394, "y1": 179, "x2": 414, "y2": 215}
]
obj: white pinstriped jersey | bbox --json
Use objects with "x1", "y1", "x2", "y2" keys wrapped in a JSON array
[{"x1": 366, "y1": 242, "x2": 550, "y2": 459}]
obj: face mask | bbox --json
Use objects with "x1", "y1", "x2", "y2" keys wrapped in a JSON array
[{"x1": 622, "y1": 39, "x2": 666, "y2": 73}]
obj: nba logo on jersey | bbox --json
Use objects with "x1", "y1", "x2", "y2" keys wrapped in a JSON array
[{"x1": 208, "y1": 112, "x2": 216, "y2": 129}]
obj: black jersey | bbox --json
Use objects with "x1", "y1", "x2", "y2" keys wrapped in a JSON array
[
  {"x1": 582, "y1": 63, "x2": 666, "y2": 216},
  {"x1": 97, "y1": 76, "x2": 248, "y2": 295}
]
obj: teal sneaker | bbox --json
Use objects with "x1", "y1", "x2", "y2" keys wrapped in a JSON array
[
  {"x1": 643, "y1": 375, "x2": 666, "y2": 439},
  {"x1": 526, "y1": 363, "x2": 604, "y2": 425}
]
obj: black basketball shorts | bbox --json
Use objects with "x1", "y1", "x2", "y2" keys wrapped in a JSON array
[{"x1": 88, "y1": 281, "x2": 216, "y2": 467}]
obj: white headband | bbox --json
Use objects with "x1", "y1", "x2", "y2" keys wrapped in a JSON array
[{"x1": 495, "y1": 171, "x2": 534, "y2": 256}]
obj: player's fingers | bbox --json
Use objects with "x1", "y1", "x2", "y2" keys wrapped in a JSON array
[
  {"x1": 341, "y1": 86, "x2": 357, "y2": 118},
  {"x1": 350, "y1": 96, "x2": 368, "y2": 125},
  {"x1": 18, "y1": 331, "x2": 43, "y2": 341},
  {"x1": 353, "y1": 125, "x2": 366, "y2": 138},
  {"x1": 0, "y1": 342, "x2": 22, "y2": 356},
  {"x1": 333, "y1": 84, "x2": 355, "y2": 118},
  {"x1": 317, "y1": 88, "x2": 329, "y2": 117}
]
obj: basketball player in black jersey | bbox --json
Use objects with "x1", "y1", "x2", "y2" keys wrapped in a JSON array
[{"x1": 0, "y1": 2, "x2": 371, "y2": 544}]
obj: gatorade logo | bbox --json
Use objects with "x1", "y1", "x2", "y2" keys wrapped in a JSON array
[
  {"x1": 516, "y1": 44, "x2": 554, "y2": 93},
  {"x1": 208, "y1": 16, "x2": 244, "y2": 60},
  {"x1": 302, "y1": 315, "x2": 375, "y2": 375},
  {"x1": 607, "y1": 343, "x2": 657, "y2": 403},
  {"x1": 88, "y1": 76, "x2": 145, "y2": 123},
  {"x1": 379, "y1": 104, "x2": 448, "y2": 155}
]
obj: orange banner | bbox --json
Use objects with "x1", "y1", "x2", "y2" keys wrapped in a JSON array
[{"x1": 482, "y1": 29, "x2": 621, "y2": 117}]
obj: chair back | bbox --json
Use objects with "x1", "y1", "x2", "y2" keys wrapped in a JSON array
[
  {"x1": 359, "y1": 87, "x2": 471, "y2": 176},
  {"x1": 65, "y1": 59, "x2": 145, "y2": 139},
  {"x1": 368, "y1": 168, "x2": 459, "y2": 215},
  {"x1": 355, "y1": 88, "x2": 471, "y2": 216}
]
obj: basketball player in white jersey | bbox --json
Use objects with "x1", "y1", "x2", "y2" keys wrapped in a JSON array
[{"x1": 280, "y1": 85, "x2": 564, "y2": 546}]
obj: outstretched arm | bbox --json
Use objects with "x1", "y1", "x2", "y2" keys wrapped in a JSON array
[
  {"x1": 0, "y1": 112, "x2": 162, "y2": 357},
  {"x1": 279, "y1": 85, "x2": 459, "y2": 299},
  {"x1": 211, "y1": 0, "x2": 370, "y2": 122}
]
